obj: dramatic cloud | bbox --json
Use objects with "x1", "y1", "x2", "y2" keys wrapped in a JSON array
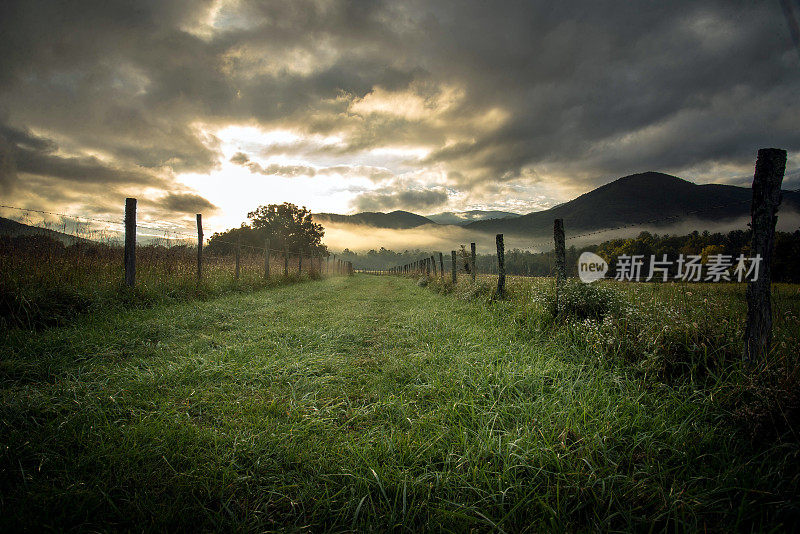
[
  {"x1": 156, "y1": 192, "x2": 218, "y2": 214},
  {"x1": 230, "y1": 151, "x2": 394, "y2": 181},
  {"x1": 1, "y1": 0, "x2": 798, "y2": 233},
  {"x1": 354, "y1": 187, "x2": 449, "y2": 212}
]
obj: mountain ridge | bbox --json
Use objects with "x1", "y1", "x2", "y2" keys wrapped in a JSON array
[
  {"x1": 464, "y1": 171, "x2": 800, "y2": 235},
  {"x1": 313, "y1": 172, "x2": 800, "y2": 235}
]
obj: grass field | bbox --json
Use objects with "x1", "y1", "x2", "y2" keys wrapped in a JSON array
[
  {"x1": 0, "y1": 236, "x2": 327, "y2": 330},
  {"x1": 1, "y1": 274, "x2": 799, "y2": 531}
]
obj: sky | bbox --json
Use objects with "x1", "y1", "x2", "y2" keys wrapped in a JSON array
[{"x1": 1, "y1": 0, "x2": 800, "y2": 240}]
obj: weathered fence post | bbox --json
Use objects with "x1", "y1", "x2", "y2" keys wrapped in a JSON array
[
  {"x1": 554, "y1": 218, "x2": 566, "y2": 283},
  {"x1": 745, "y1": 148, "x2": 787, "y2": 359},
  {"x1": 431, "y1": 255, "x2": 437, "y2": 277},
  {"x1": 124, "y1": 198, "x2": 136, "y2": 287},
  {"x1": 426, "y1": 257, "x2": 431, "y2": 277},
  {"x1": 451, "y1": 250, "x2": 457, "y2": 284},
  {"x1": 471, "y1": 242, "x2": 477, "y2": 282},
  {"x1": 553, "y1": 218, "x2": 566, "y2": 314},
  {"x1": 496, "y1": 233, "x2": 505, "y2": 299},
  {"x1": 284, "y1": 246, "x2": 289, "y2": 276},
  {"x1": 196, "y1": 213, "x2": 203, "y2": 282},
  {"x1": 235, "y1": 234, "x2": 241, "y2": 280},
  {"x1": 298, "y1": 251, "x2": 302, "y2": 274},
  {"x1": 439, "y1": 252, "x2": 444, "y2": 279},
  {"x1": 264, "y1": 238, "x2": 270, "y2": 279}
]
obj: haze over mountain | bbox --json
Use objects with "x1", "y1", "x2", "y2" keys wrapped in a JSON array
[
  {"x1": 313, "y1": 211, "x2": 436, "y2": 230},
  {"x1": 464, "y1": 172, "x2": 800, "y2": 236},
  {"x1": 426, "y1": 211, "x2": 521, "y2": 226},
  {"x1": 316, "y1": 172, "x2": 800, "y2": 241},
  {"x1": 314, "y1": 210, "x2": 520, "y2": 229}
]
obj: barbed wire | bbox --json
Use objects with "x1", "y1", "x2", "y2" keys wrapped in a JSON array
[
  {"x1": 0, "y1": 204, "x2": 330, "y2": 258},
  {"x1": 5, "y1": 184, "x2": 799, "y2": 268}
]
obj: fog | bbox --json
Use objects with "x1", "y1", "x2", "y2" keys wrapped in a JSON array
[{"x1": 322, "y1": 211, "x2": 800, "y2": 254}]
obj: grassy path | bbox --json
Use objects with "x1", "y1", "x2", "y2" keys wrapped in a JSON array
[{"x1": 0, "y1": 275, "x2": 796, "y2": 531}]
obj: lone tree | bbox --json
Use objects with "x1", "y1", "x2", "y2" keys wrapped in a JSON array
[{"x1": 207, "y1": 203, "x2": 326, "y2": 255}]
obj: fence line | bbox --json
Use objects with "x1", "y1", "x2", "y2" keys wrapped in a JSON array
[
  {"x1": 1, "y1": 200, "x2": 354, "y2": 288},
  {"x1": 379, "y1": 149, "x2": 790, "y2": 360}
]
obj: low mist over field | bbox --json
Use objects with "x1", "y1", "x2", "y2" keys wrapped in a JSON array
[{"x1": 322, "y1": 210, "x2": 800, "y2": 254}]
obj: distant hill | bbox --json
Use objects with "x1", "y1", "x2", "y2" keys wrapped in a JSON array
[
  {"x1": 314, "y1": 210, "x2": 436, "y2": 229},
  {"x1": 464, "y1": 172, "x2": 800, "y2": 236},
  {"x1": 0, "y1": 216, "x2": 93, "y2": 245},
  {"x1": 426, "y1": 210, "x2": 521, "y2": 226}
]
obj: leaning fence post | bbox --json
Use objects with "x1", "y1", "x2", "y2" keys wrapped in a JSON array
[
  {"x1": 196, "y1": 213, "x2": 203, "y2": 282},
  {"x1": 235, "y1": 234, "x2": 241, "y2": 280},
  {"x1": 745, "y1": 148, "x2": 786, "y2": 359},
  {"x1": 471, "y1": 242, "x2": 477, "y2": 282},
  {"x1": 496, "y1": 233, "x2": 506, "y2": 298},
  {"x1": 264, "y1": 237, "x2": 270, "y2": 279},
  {"x1": 451, "y1": 250, "x2": 457, "y2": 284},
  {"x1": 124, "y1": 197, "x2": 136, "y2": 287}
]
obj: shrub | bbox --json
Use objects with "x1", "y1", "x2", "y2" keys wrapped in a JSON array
[{"x1": 549, "y1": 280, "x2": 623, "y2": 320}]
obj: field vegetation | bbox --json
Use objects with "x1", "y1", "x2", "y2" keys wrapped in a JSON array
[
  {"x1": 2, "y1": 273, "x2": 799, "y2": 531},
  {"x1": 0, "y1": 234, "x2": 323, "y2": 330}
]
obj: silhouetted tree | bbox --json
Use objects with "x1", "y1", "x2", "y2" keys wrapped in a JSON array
[{"x1": 207, "y1": 202, "x2": 326, "y2": 255}]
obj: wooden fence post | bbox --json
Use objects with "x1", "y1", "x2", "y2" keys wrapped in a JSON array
[
  {"x1": 745, "y1": 148, "x2": 787, "y2": 359},
  {"x1": 496, "y1": 233, "x2": 505, "y2": 298},
  {"x1": 124, "y1": 198, "x2": 136, "y2": 287},
  {"x1": 431, "y1": 255, "x2": 437, "y2": 277},
  {"x1": 425, "y1": 257, "x2": 431, "y2": 277},
  {"x1": 451, "y1": 250, "x2": 457, "y2": 284},
  {"x1": 298, "y1": 251, "x2": 302, "y2": 274},
  {"x1": 439, "y1": 252, "x2": 444, "y2": 280},
  {"x1": 196, "y1": 213, "x2": 203, "y2": 282},
  {"x1": 471, "y1": 242, "x2": 477, "y2": 282},
  {"x1": 554, "y1": 218, "x2": 566, "y2": 314},
  {"x1": 284, "y1": 246, "x2": 289, "y2": 276},
  {"x1": 264, "y1": 238, "x2": 270, "y2": 279},
  {"x1": 235, "y1": 234, "x2": 241, "y2": 280},
  {"x1": 554, "y1": 219, "x2": 566, "y2": 283}
]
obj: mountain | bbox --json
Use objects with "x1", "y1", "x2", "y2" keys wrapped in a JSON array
[
  {"x1": 426, "y1": 210, "x2": 521, "y2": 225},
  {"x1": 0, "y1": 216, "x2": 94, "y2": 245},
  {"x1": 314, "y1": 210, "x2": 436, "y2": 229},
  {"x1": 464, "y1": 172, "x2": 800, "y2": 236}
]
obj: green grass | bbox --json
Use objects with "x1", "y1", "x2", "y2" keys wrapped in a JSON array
[
  {"x1": 0, "y1": 243, "x2": 326, "y2": 329},
  {"x1": 1, "y1": 275, "x2": 799, "y2": 531}
]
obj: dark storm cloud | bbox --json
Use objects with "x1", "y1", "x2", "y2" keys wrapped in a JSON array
[
  {"x1": 0, "y1": 123, "x2": 162, "y2": 188},
  {"x1": 354, "y1": 187, "x2": 448, "y2": 212},
  {"x1": 1, "y1": 0, "x2": 798, "y2": 216},
  {"x1": 156, "y1": 192, "x2": 218, "y2": 214}
]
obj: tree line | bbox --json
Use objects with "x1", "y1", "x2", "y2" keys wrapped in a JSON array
[{"x1": 342, "y1": 230, "x2": 800, "y2": 282}]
